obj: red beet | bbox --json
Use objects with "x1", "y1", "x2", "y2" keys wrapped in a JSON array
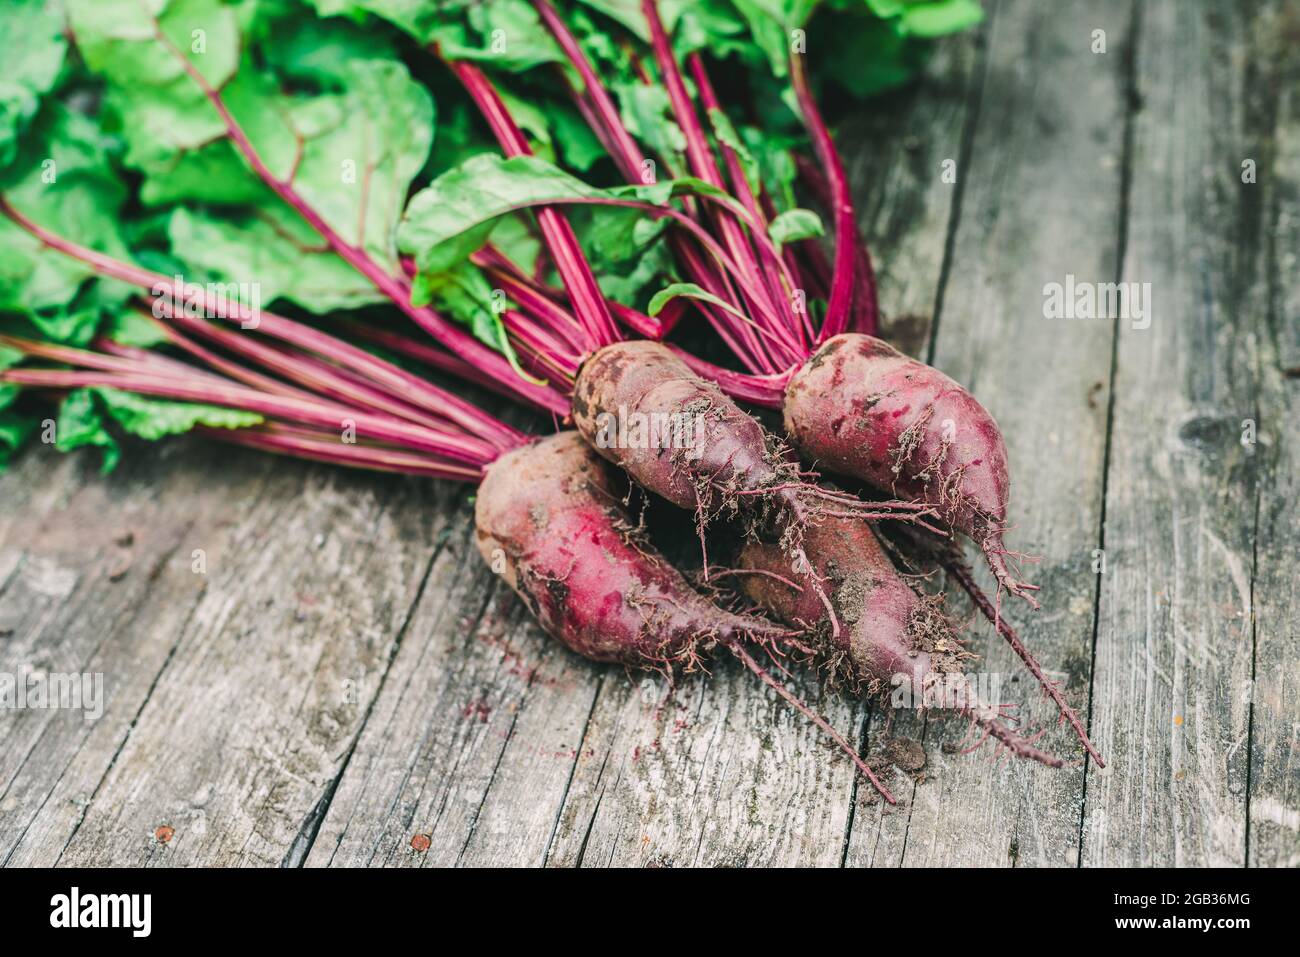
[
  {"x1": 476, "y1": 431, "x2": 899, "y2": 800},
  {"x1": 783, "y1": 333, "x2": 1039, "y2": 606},
  {"x1": 737, "y1": 510, "x2": 1065, "y2": 768},
  {"x1": 572, "y1": 340, "x2": 927, "y2": 637},
  {"x1": 572, "y1": 341, "x2": 790, "y2": 514},
  {"x1": 475, "y1": 431, "x2": 786, "y2": 668}
]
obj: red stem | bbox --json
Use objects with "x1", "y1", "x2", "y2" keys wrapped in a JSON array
[
  {"x1": 534, "y1": 0, "x2": 646, "y2": 179},
  {"x1": 0, "y1": 197, "x2": 528, "y2": 449},
  {"x1": 1, "y1": 367, "x2": 499, "y2": 467},
  {"x1": 688, "y1": 54, "x2": 806, "y2": 351},
  {"x1": 790, "y1": 56, "x2": 870, "y2": 343},
  {"x1": 148, "y1": 301, "x2": 456, "y2": 433},
  {"x1": 202, "y1": 423, "x2": 485, "y2": 482},
  {"x1": 640, "y1": 0, "x2": 799, "y2": 374},
  {"x1": 669, "y1": 348, "x2": 788, "y2": 408},
  {"x1": 795, "y1": 153, "x2": 879, "y2": 338},
  {"x1": 445, "y1": 56, "x2": 620, "y2": 352}
]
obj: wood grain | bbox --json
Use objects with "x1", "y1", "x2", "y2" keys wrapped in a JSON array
[{"x1": 1081, "y1": 0, "x2": 1271, "y2": 867}]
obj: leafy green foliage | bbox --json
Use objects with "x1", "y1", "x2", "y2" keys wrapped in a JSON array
[
  {"x1": 767, "y1": 207, "x2": 824, "y2": 251},
  {"x1": 312, "y1": 0, "x2": 564, "y2": 69},
  {"x1": 54, "y1": 388, "x2": 121, "y2": 473},
  {"x1": 0, "y1": 104, "x2": 135, "y2": 345},
  {"x1": 66, "y1": 0, "x2": 434, "y2": 314},
  {"x1": 0, "y1": 409, "x2": 38, "y2": 473},
  {"x1": 401, "y1": 153, "x2": 665, "y2": 273},
  {"x1": 0, "y1": 0, "x2": 69, "y2": 168},
  {"x1": 648, "y1": 280, "x2": 749, "y2": 321},
  {"x1": 55, "y1": 386, "x2": 263, "y2": 473},
  {"x1": 95, "y1": 386, "x2": 264, "y2": 439}
]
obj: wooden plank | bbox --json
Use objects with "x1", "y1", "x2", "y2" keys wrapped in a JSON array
[
  {"x1": 0, "y1": 442, "x2": 272, "y2": 866},
  {"x1": 1082, "y1": 0, "x2": 1265, "y2": 866},
  {"x1": 1245, "y1": 0, "x2": 1300, "y2": 869},
  {"x1": 840, "y1": 20, "x2": 981, "y2": 360},
  {"x1": 301, "y1": 524, "x2": 607, "y2": 868},
  {"x1": 540, "y1": 658, "x2": 867, "y2": 867},
  {"x1": 0, "y1": 440, "x2": 453, "y2": 867},
  {"x1": 848, "y1": 0, "x2": 1134, "y2": 867}
]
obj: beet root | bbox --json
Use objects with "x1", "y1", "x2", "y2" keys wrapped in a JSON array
[
  {"x1": 736, "y1": 509, "x2": 1067, "y2": 768},
  {"x1": 475, "y1": 431, "x2": 786, "y2": 669},
  {"x1": 573, "y1": 341, "x2": 782, "y2": 514},
  {"x1": 783, "y1": 333, "x2": 1038, "y2": 607},
  {"x1": 573, "y1": 341, "x2": 928, "y2": 636},
  {"x1": 476, "y1": 430, "x2": 898, "y2": 801}
]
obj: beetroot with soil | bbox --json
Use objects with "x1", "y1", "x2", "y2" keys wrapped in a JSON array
[
  {"x1": 737, "y1": 509, "x2": 1066, "y2": 767},
  {"x1": 476, "y1": 431, "x2": 787, "y2": 668},
  {"x1": 783, "y1": 333, "x2": 1038, "y2": 605}
]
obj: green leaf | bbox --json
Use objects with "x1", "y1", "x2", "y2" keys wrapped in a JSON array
[
  {"x1": 0, "y1": 342, "x2": 23, "y2": 371},
  {"x1": 596, "y1": 240, "x2": 673, "y2": 307},
  {"x1": 900, "y1": 0, "x2": 984, "y2": 37},
  {"x1": 615, "y1": 82, "x2": 686, "y2": 166},
  {"x1": 317, "y1": 0, "x2": 564, "y2": 70},
  {"x1": 257, "y1": 6, "x2": 399, "y2": 85},
  {"x1": 767, "y1": 207, "x2": 824, "y2": 251},
  {"x1": 486, "y1": 214, "x2": 543, "y2": 276},
  {"x1": 729, "y1": 0, "x2": 799, "y2": 77},
  {"x1": 496, "y1": 87, "x2": 553, "y2": 150},
  {"x1": 0, "y1": 409, "x2": 38, "y2": 472},
  {"x1": 401, "y1": 153, "x2": 741, "y2": 278},
  {"x1": 0, "y1": 0, "x2": 69, "y2": 169},
  {"x1": 68, "y1": 0, "x2": 435, "y2": 306},
  {"x1": 648, "y1": 281, "x2": 749, "y2": 322},
  {"x1": 550, "y1": 103, "x2": 607, "y2": 172},
  {"x1": 52, "y1": 385, "x2": 263, "y2": 473},
  {"x1": 164, "y1": 207, "x2": 380, "y2": 314},
  {"x1": 578, "y1": 205, "x2": 667, "y2": 265},
  {"x1": 408, "y1": 262, "x2": 540, "y2": 383},
  {"x1": 94, "y1": 386, "x2": 263, "y2": 440},
  {"x1": 105, "y1": 310, "x2": 170, "y2": 349},
  {"x1": 741, "y1": 127, "x2": 800, "y2": 211},
  {"x1": 68, "y1": 0, "x2": 246, "y2": 170},
  {"x1": 0, "y1": 103, "x2": 135, "y2": 344},
  {"x1": 812, "y1": 11, "x2": 925, "y2": 97},
  {"x1": 55, "y1": 387, "x2": 120, "y2": 473}
]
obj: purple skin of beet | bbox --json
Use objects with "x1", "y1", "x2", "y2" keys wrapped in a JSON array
[
  {"x1": 571, "y1": 340, "x2": 790, "y2": 514},
  {"x1": 737, "y1": 510, "x2": 1065, "y2": 768},
  {"x1": 475, "y1": 431, "x2": 787, "y2": 668},
  {"x1": 737, "y1": 511, "x2": 950, "y2": 692},
  {"x1": 783, "y1": 333, "x2": 1037, "y2": 606}
]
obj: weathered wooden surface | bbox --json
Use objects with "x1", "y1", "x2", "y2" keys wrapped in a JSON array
[{"x1": 1, "y1": 0, "x2": 1296, "y2": 867}]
